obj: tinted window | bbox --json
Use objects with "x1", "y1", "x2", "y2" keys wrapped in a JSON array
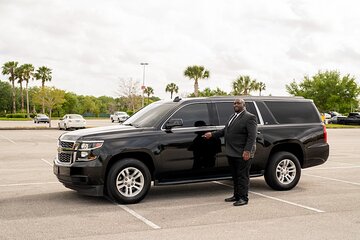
[
  {"x1": 264, "y1": 101, "x2": 320, "y2": 124},
  {"x1": 256, "y1": 102, "x2": 277, "y2": 125},
  {"x1": 216, "y1": 102, "x2": 259, "y2": 125},
  {"x1": 171, "y1": 103, "x2": 210, "y2": 127}
]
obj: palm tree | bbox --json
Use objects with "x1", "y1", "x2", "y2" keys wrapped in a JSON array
[
  {"x1": 165, "y1": 83, "x2": 179, "y2": 99},
  {"x1": 21, "y1": 64, "x2": 35, "y2": 117},
  {"x1": 15, "y1": 66, "x2": 25, "y2": 112},
  {"x1": 35, "y1": 66, "x2": 52, "y2": 113},
  {"x1": 2, "y1": 61, "x2": 18, "y2": 113},
  {"x1": 257, "y1": 82, "x2": 266, "y2": 96},
  {"x1": 144, "y1": 86, "x2": 154, "y2": 105},
  {"x1": 232, "y1": 75, "x2": 257, "y2": 95},
  {"x1": 184, "y1": 65, "x2": 210, "y2": 97}
]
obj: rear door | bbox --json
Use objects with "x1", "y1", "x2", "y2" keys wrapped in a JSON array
[{"x1": 214, "y1": 101, "x2": 266, "y2": 176}]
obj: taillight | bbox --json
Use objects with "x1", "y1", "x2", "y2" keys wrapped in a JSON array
[{"x1": 322, "y1": 123, "x2": 327, "y2": 143}]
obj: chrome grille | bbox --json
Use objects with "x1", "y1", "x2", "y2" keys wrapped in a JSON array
[
  {"x1": 60, "y1": 141, "x2": 75, "y2": 149},
  {"x1": 58, "y1": 152, "x2": 72, "y2": 163}
]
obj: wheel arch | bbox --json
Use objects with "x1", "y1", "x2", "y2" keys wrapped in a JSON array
[{"x1": 267, "y1": 142, "x2": 304, "y2": 169}]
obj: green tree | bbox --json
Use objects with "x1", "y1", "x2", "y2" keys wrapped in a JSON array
[
  {"x1": 286, "y1": 70, "x2": 360, "y2": 113},
  {"x1": 21, "y1": 64, "x2": 35, "y2": 117},
  {"x1": 188, "y1": 87, "x2": 228, "y2": 97},
  {"x1": 256, "y1": 82, "x2": 266, "y2": 96},
  {"x1": 144, "y1": 86, "x2": 154, "y2": 105},
  {"x1": 34, "y1": 66, "x2": 52, "y2": 113},
  {"x1": 33, "y1": 87, "x2": 65, "y2": 127},
  {"x1": 0, "y1": 80, "x2": 12, "y2": 115},
  {"x1": 15, "y1": 66, "x2": 25, "y2": 112},
  {"x1": 232, "y1": 75, "x2": 257, "y2": 95},
  {"x1": 62, "y1": 92, "x2": 80, "y2": 115},
  {"x1": 2, "y1": 61, "x2": 19, "y2": 113},
  {"x1": 184, "y1": 65, "x2": 210, "y2": 97},
  {"x1": 165, "y1": 83, "x2": 179, "y2": 99}
]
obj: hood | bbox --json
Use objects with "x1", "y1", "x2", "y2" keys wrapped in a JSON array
[{"x1": 59, "y1": 125, "x2": 149, "y2": 141}]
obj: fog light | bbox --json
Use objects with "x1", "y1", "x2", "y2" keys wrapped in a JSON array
[{"x1": 81, "y1": 152, "x2": 88, "y2": 158}]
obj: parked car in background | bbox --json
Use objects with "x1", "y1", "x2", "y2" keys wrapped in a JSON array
[
  {"x1": 34, "y1": 114, "x2": 50, "y2": 123},
  {"x1": 329, "y1": 111, "x2": 342, "y2": 117},
  {"x1": 58, "y1": 114, "x2": 86, "y2": 130},
  {"x1": 110, "y1": 111, "x2": 129, "y2": 123},
  {"x1": 328, "y1": 115, "x2": 346, "y2": 124},
  {"x1": 337, "y1": 112, "x2": 360, "y2": 125}
]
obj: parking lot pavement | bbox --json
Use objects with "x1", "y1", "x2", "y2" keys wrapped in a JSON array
[{"x1": 0, "y1": 129, "x2": 359, "y2": 239}]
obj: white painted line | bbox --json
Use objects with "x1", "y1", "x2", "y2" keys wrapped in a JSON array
[
  {"x1": 213, "y1": 181, "x2": 325, "y2": 213},
  {"x1": 117, "y1": 204, "x2": 161, "y2": 229},
  {"x1": 303, "y1": 165, "x2": 360, "y2": 170},
  {"x1": 0, "y1": 182, "x2": 58, "y2": 187},
  {"x1": 41, "y1": 158, "x2": 53, "y2": 167},
  {"x1": 303, "y1": 173, "x2": 360, "y2": 186},
  {"x1": 0, "y1": 134, "x2": 16, "y2": 144},
  {"x1": 107, "y1": 198, "x2": 160, "y2": 229}
]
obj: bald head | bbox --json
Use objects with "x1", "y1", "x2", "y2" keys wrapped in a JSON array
[{"x1": 233, "y1": 98, "x2": 245, "y2": 113}]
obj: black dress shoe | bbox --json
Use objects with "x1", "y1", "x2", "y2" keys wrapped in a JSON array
[
  {"x1": 224, "y1": 196, "x2": 238, "y2": 202},
  {"x1": 233, "y1": 199, "x2": 248, "y2": 206}
]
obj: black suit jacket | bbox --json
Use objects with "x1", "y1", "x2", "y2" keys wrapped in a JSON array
[{"x1": 212, "y1": 110, "x2": 257, "y2": 158}]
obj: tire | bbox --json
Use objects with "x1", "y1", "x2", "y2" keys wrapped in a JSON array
[
  {"x1": 111, "y1": 118, "x2": 114, "y2": 123},
  {"x1": 106, "y1": 158, "x2": 151, "y2": 204},
  {"x1": 264, "y1": 151, "x2": 301, "y2": 191}
]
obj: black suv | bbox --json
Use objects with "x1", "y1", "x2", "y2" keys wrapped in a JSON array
[{"x1": 54, "y1": 96, "x2": 329, "y2": 204}]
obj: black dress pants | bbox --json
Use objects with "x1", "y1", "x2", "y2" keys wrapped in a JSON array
[{"x1": 227, "y1": 156, "x2": 252, "y2": 201}]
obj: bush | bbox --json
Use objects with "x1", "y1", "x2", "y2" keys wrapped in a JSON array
[{"x1": 5, "y1": 113, "x2": 28, "y2": 118}]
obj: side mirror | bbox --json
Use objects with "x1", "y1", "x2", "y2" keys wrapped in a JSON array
[{"x1": 165, "y1": 119, "x2": 183, "y2": 130}]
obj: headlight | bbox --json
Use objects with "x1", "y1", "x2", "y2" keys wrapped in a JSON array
[
  {"x1": 77, "y1": 141, "x2": 104, "y2": 150},
  {"x1": 75, "y1": 141, "x2": 104, "y2": 161}
]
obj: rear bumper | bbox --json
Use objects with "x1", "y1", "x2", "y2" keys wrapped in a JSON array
[
  {"x1": 303, "y1": 143, "x2": 329, "y2": 168},
  {"x1": 53, "y1": 162, "x2": 104, "y2": 196}
]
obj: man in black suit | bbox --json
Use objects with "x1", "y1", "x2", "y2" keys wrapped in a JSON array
[{"x1": 204, "y1": 98, "x2": 257, "y2": 206}]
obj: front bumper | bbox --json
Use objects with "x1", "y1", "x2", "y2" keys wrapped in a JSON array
[{"x1": 53, "y1": 162, "x2": 104, "y2": 196}]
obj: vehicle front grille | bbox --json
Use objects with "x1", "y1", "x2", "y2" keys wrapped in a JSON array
[
  {"x1": 58, "y1": 152, "x2": 72, "y2": 163},
  {"x1": 57, "y1": 140, "x2": 76, "y2": 164},
  {"x1": 60, "y1": 141, "x2": 75, "y2": 149}
]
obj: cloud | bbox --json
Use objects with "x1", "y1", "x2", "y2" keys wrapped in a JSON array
[{"x1": 1, "y1": 0, "x2": 360, "y2": 99}]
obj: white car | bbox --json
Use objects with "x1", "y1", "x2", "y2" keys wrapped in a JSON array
[
  {"x1": 110, "y1": 111, "x2": 129, "y2": 123},
  {"x1": 58, "y1": 114, "x2": 86, "y2": 130}
]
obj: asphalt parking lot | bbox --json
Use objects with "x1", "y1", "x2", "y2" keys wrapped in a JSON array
[{"x1": 0, "y1": 125, "x2": 359, "y2": 240}]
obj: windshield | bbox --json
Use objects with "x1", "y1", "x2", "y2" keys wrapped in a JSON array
[{"x1": 123, "y1": 101, "x2": 177, "y2": 127}]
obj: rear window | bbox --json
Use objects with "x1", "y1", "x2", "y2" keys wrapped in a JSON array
[{"x1": 264, "y1": 101, "x2": 320, "y2": 124}]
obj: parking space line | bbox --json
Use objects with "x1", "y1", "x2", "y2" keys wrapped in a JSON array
[
  {"x1": 41, "y1": 158, "x2": 53, "y2": 167},
  {"x1": 213, "y1": 181, "x2": 325, "y2": 213},
  {"x1": 0, "y1": 134, "x2": 16, "y2": 144},
  {"x1": 109, "y1": 199, "x2": 161, "y2": 229},
  {"x1": 303, "y1": 173, "x2": 360, "y2": 186},
  {"x1": 0, "y1": 182, "x2": 58, "y2": 187},
  {"x1": 303, "y1": 165, "x2": 360, "y2": 170}
]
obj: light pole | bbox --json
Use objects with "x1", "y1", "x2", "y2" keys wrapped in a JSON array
[{"x1": 140, "y1": 62, "x2": 149, "y2": 107}]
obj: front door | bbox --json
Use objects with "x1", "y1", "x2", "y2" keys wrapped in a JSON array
[{"x1": 157, "y1": 103, "x2": 220, "y2": 182}]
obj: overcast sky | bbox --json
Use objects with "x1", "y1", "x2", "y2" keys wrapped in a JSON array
[{"x1": 1, "y1": 0, "x2": 360, "y2": 99}]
